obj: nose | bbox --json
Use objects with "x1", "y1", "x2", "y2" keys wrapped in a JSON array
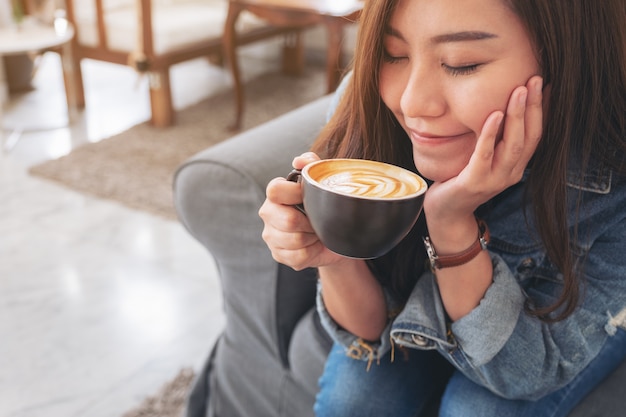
[{"x1": 400, "y1": 66, "x2": 446, "y2": 119}]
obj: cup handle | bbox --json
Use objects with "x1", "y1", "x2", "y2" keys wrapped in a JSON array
[{"x1": 286, "y1": 169, "x2": 306, "y2": 215}]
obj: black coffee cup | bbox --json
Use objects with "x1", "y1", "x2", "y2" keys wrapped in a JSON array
[{"x1": 287, "y1": 158, "x2": 427, "y2": 259}]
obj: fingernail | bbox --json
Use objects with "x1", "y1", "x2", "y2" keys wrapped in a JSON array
[
  {"x1": 495, "y1": 113, "x2": 504, "y2": 128},
  {"x1": 518, "y1": 89, "x2": 528, "y2": 106},
  {"x1": 535, "y1": 77, "x2": 543, "y2": 94}
]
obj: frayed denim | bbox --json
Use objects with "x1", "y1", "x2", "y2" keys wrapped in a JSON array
[{"x1": 315, "y1": 343, "x2": 454, "y2": 417}]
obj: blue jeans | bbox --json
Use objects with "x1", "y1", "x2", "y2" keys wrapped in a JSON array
[{"x1": 314, "y1": 328, "x2": 626, "y2": 417}]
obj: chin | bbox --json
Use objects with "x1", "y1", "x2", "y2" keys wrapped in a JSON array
[
  {"x1": 413, "y1": 158, "x2": 463, "y2": 183},
  {"x1": 423, "y1": 172, "x2": 456, "y2": 183}
]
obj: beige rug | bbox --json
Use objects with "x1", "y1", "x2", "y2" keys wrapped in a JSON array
[
  {"x1": 121, "y1": 368, "x2": 195, "y2": 417},
  {"x1": 29, "y1": 67, "x2": 326, "y2": 220}
]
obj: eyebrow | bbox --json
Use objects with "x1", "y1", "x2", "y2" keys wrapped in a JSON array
[{"x1": 385, "y1": 27, "x2": 498, "y2": 44}]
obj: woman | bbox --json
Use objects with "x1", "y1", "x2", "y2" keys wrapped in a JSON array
[{"x1": 259, "y1": 0, "x2": 626, "y2": 415}]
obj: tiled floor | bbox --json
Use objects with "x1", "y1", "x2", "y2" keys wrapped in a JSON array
[{"x1": 1, "y1": 42, "x2": 283, "y2": 417}]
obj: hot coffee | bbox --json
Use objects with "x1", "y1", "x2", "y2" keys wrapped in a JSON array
[
  {"x1": 307, "y1": 159, "x2": 424, "y2": 199},
  {"x1": 288, "y1": 158, "x2": 427, "y2": 259}
]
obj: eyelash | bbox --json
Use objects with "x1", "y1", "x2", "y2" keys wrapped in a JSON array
[
  {"x1": 382, "y1": 51, "x2": 405, "y2": 64},
  {"x1": 443, "y1": 63, "x2": 480, "y2": 76},
  {"x1": 383, "y1": 51, "x2": 481, "y2": 76}
]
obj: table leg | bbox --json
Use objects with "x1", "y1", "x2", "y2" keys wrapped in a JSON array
[
  {"x1": 1, "y1": 46, "x2": 76, "y2": 153},
  {"x1": 223, "y1": 3, "x2": 245, "y2": 131},
  {"x1": 282, "y1": 30, "x2": 304, "y2": 76},
  {"x1": 0, "y1": 58, "x2": 24, "y2": 154},
  {"x1": 60, "y1": 42, "x2": 78, "y2": 123},
  {"x1": 0, "y1": 56, "x2": 6, "y2": 152}
]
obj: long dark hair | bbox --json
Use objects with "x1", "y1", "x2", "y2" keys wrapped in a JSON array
[{"x1": 311, "y1": 0, "x2": 626, "y2": 320}]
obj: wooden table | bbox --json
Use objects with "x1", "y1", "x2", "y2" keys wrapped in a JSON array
[
  {"x1": 0, "y1": 17, "x2": 75, "y2": 151},
  {"x1": 223, "y1": 0, "x2": 363, "y2": 129}
]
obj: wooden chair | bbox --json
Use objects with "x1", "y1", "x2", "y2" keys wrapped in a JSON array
[
  {"x1": 63, "y1": 0, "x2": 309, "y2": 127},
  {"x1": 224, "y1": 0, "x2": 362, "y2": 130}
]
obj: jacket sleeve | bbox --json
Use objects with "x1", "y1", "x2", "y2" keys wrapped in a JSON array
[
  {"x1": 316, "y1": 280, "x2": 398, "y2": 365},
  {"x1": 390, "y1": 214, "x2": 626, "y2": 400}
]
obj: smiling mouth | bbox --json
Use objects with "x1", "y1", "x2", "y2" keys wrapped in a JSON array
[{"x1": 408, "y1": 130, "x2": 472, "y2": 143}]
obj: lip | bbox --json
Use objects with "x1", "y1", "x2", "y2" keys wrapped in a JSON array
[{"x1": 408, "y1": 129, "x2": 472, "y2": 144}]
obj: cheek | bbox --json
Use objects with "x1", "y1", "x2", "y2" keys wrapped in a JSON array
[
  {"x1": 379, "y1": 66, "x2": 405, "y2": 115},
  {"x1": 456, "y1": 58, "x2": 542, "y2": 130},
  {"x1": 450, "y1": 82, "x2": 511, "y2": 135}
]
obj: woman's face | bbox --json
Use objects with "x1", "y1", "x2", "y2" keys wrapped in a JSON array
[{"x1": 380, "y1": 0, "x2": 541, "y2": 182}]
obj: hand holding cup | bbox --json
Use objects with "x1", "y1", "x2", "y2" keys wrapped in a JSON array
[{"x1": 287, "y1": 158, "x2": 427, "y2": 259}]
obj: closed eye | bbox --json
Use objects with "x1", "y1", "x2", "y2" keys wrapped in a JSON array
[
  {"x1": 443, "y1": 63, "x2": 481, "y2": 76},
  {"x1": 383, "y1": 50, "x2": 407, "y2": 64}
]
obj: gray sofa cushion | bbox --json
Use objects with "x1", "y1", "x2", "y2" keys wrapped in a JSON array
[{"x1": 175, "y1": 95, "x2": 333, "y2": 417}]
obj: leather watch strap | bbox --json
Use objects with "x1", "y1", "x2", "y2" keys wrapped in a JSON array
[{"x1": 423, "y1": 219, "x2": 490, "y2": 270}]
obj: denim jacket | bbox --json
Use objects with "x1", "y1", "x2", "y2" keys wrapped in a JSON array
[
  {"x1": 318, "y1": 160, "x2": 626, "y2": 400},
  {"x1": 316, "y1": 76, "x2": 626, "y2": 401}
]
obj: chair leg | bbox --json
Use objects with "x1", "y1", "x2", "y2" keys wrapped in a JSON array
[
  {"x1": 148, "y1": 69, "x2": 174, "y2": 128},
  {"x1": 223, "y1": 3, "x2": 244, "y2": 131},
  {"x1": 63, "y1": 48, "x2": 85, "y2": 110},
  {"x1": 282, "y1": 31, "x2": 304, "y2": 76}
]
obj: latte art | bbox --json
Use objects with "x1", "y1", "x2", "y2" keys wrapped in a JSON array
[
  {"x1": 296, "y1": 159, "x2": 427, "y2": 258},
  {"x1": 306, "y1": 160, "x2": 425, "y2": 199},
  {"x1": 319, "y1": 170, "x2": 417, "y2": 198}
]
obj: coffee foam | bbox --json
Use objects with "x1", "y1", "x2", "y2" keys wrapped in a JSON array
[{"x1": 308, "y1": 160, "x2": 424, "y2": 199}]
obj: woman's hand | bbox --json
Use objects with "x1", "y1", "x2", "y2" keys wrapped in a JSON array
[
  {"x1": 259, "y1": 152, "x2": 347, "y2": 271},
  {"x1": 424, "y1": 75, "x2": 544, "y2": 222},
  {"x1": 422, "y1": 75, "x2": 544, "y2": 320},
  {"x1": 260, "y1": 152, "x2": 387, "y2": 339}
]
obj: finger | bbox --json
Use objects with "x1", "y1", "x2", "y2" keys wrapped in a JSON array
[
  {"x1": 266, "y1": 235, "x2": 326, "y2": 271},
  {"x1": 523, "y1": 76, "x2": 543, "y2": 156},
  {"x1": 266, "y1": 177, "x2": 304, "y2": 206},
  {"x1": 260, "y1": 178, "x2": 317, "y2": 235},
  {"x1": 260, "y1": 211, "x2": 318, "y2": 267},
  {"x1": 259, "y1": 197, "x2": 314, "y2": 234},
  {"x1": 467, "y1": 111, "x2": 503, "y2": 177},
  {"x1": 480, "y1": 85, "x2": 529, "y2": 188},
  {"x1": 262, "y1": 221, "x2": 318, "y2": 250},
  {"x1": 292, "y1": 152, "x2": 321, "y2": 170},
  {"x1": 499, "y1": 85, "x2": 529, "y2": 167},
  {"x1": 501, "y1": 77, "x2": 543, "y2": 178}
]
